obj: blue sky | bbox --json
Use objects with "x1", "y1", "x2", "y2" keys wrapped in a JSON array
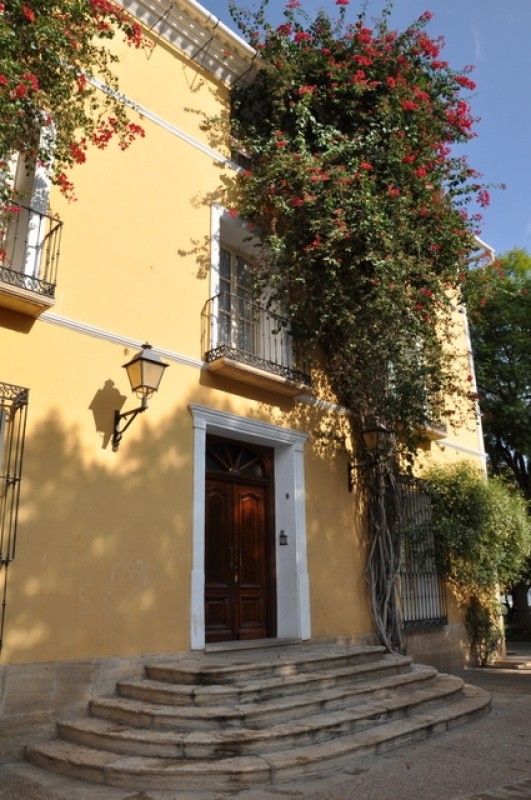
[{"x1": 205, "y1": 0, "x2": 530, "y2": 258}]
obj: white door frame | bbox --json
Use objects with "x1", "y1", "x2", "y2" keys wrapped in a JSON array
[{"x1": 189, "y1": 404, "x2": 311, "y2": 649}]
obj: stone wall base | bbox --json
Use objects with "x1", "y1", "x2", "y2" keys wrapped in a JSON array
[
  {"x1": 0, "y1": 652, "x2": 166, "y2": 764},
  {"x1": 404, "y1": 623, "x2": 468, "y2": 672}
]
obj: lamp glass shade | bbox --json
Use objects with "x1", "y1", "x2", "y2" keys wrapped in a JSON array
[
  {"x1": 361, "y1": 422, "x2": 391, "y2": 457},
  {"x1": 123, "y1": 343, "x2": 168, "y2": 398}
]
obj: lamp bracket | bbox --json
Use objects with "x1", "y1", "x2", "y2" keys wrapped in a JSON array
[{"x1": 112, "y1": 396, "x2": 148, "y2": 452}]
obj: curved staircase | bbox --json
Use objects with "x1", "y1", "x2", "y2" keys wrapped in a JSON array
[{"x1": 25, "y1": 641, "x2": 490, "y2": 792}]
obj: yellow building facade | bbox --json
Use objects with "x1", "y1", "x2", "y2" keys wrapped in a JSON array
[{"x1": 0, "y1": 0, "x2": 487, "y2": 761}]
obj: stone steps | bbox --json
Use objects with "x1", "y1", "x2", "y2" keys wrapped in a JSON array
[
  {"x1": 58, "y1": 673, "x2": 460, "y2": 758},
  {"x1": 117, "y1": 650, "x2": 413, "y2": 708},
  {"x1": 25, "y1": 641, "x2": 491, "y2": 792},
  {"x1": 92, "y1": 664, "x2": 438, "y2": 730},
  {"x1": 145, "y1": 643, "x2": 387, "y2": 686}
]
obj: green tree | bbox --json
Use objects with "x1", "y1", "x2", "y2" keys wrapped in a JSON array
[
  {"x1": 467, "y1": 248, "x2": 531, "y2": 498},
  {"x1": 0, "y1": 0, "x2": 146, "y2": 201},
  {"x1": 467, "y1": 248, "x2": 531, "y2": 629},
  {"x1": 425, "y1": 462, "x2": 531, "y2": 664}
]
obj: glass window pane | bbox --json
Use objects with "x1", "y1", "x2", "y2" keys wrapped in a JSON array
[{"x1": 220, "y1": 248, "x2": 231, "y2": 281}]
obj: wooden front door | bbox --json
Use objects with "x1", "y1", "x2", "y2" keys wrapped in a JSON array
[{"x1": 204, "y1": 438, "x2": 275, "y2": 642}]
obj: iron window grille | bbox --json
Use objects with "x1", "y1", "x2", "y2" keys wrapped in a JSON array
[
  {"x1": 0, "y1": 382, "x2": 29, "y2": 652},
  {"x1": 399, "y1": 477, "x2": 448, "y2": 630}
]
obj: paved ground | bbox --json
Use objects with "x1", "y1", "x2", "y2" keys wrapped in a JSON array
[{"x1": 1, "y1": 642, "x2": 531, "y2": 800}]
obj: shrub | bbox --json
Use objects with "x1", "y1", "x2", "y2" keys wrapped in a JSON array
[{"x1": 425, "y1": 462, "x2": 531, "y2": 664}]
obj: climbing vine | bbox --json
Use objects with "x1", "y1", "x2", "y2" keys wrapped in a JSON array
[{"x1": 225, "y1": 1, "x2": 494, "y2": 651}]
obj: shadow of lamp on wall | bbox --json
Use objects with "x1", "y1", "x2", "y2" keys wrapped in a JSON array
[
  {"x1": 89, "y1": 380, "x2": 127, "y2": 449},
  {"x1": 111, "y1": 342, "x2": 169, "y2": 452}
]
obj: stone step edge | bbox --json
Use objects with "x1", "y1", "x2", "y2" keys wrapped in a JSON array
[
  {"x1": 91, "y1": 666, "x2": 439, "y2": 729},
  {"x1": 26, "y1": 685, "x2": 491, "y2": 791},
  {"x1": 59, "y1": 675, "x2": 466, "y2": 757},
  {"x1": 490, "y1": 659, "x2": 531, "y2": 670},
  {"x1": 111, "y1": 665, "x2": 437, "y2": 717},
  {"x1": 262, "y1": 684, "x2": 492, "y2": 784},
  {"x1": 145, "y1": 645, "x2": 391, "y2": 685},
  {"x1": 144, "y1": 653, "x2": 412, "y2": 695},
  {"x1": 205, "y1": 637, "x2": 301, "y2": 653}
]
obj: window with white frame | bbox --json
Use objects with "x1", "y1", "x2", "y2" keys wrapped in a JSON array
[
  {"x1": 0, "y1": 126, "x2": 61, "y2": 300},
  {"x1": 204, "y1": 206, "x2": 310, "y2": 389}
]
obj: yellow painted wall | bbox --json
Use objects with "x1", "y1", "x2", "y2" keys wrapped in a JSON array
[
  {"x1": 0, "y1": 22, "x2": 235, "y2": 663},
  {"x1": 0, "y1": 8, "x2": 483, "y2": 667}
]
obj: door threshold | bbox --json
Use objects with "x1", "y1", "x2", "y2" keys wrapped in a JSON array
[{"x1": 205, "y1": 637, "x2": 301, "y2": 653}]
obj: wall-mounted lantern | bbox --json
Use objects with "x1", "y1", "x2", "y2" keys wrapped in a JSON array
[
  {"x1": 360, "y1": 421, "x2": 393, "y2": 461},
  {"x1": 347, "y1": 421, "x2": 393, "y2": 492},
  {"x1": 112, "y1": 343, "x2": 168, "y2": 452}
]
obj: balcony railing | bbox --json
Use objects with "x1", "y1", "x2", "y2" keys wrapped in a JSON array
[
  {"x1": 0, "y1": 200, "x2": 62, "y2": 301},
  {"x1": 203, "y1": 293, "x2": 312, "y2": 394},
  {"x1": 419, "y1": 392, "x2": 447, "y2": 440}
]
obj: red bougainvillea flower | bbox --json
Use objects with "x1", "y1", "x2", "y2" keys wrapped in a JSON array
[
  {"x1": 477, "y1": 189, "x2": 491, "y2": 208},
  {"x1": 22, "y1": 72, "x2": 39, "y2": 91},
  {"x1": 21, "y1": 5, "x2": 35, "y2": 21}
]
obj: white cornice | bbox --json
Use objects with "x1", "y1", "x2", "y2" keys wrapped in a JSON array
[
  {"x1": 120, "y1": 0, "x2": 259, "y2": 86},
  {"x1": 40, "y1": 312, "x2": 204, "y2": 370},
  {"x1": 89, "y1": 74, "x2": 238, "y2": 168}
]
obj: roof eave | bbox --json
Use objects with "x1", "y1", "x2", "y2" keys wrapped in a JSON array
[{"x1": 121, "y1": 0, "x2": 259, "y2": 85}]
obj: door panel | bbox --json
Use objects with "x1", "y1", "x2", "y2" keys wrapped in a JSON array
[
  {"x1": 235, "y1": 485, "x2": 267, "y2": 639},
  {"x1": 204, "y1": 442, "x2": 274, "y2": 643},
  {"x1": 204, "y1": 482, "x2": 233, "y2": 641}
]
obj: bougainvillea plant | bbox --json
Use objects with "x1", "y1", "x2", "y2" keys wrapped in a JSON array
[
  {"x1": 0, "y1": 0, "x2": 147, "y2": 202},
  {"x1": 227, "y1": 0, "x2": 494, "y2": 651},
  {"x1": 229, "y1": 0, "x2": 490, "y2": 449}
]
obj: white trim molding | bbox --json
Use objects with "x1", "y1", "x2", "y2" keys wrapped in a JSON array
[
  {"x1": 121, "y1": 0, "x2": 258, "y2": 86},
  {"x1": 436, "y1": 439, "x2": 488, "y2": 460},
  {"x1": 89, "y1": 75, "x2": 239, "y2": 169},
  {"x1": 189, "y1": 404, "x2": 311, "y2": 649},
  {"x1": 39, "y1": 312, "x2": 203, "y2": 370}
]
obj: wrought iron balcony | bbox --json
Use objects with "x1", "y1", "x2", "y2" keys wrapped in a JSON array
[
  {"x1": 0, "y1": 199, "x2": 62, "y2": 317},
  {"x1": 203, "y1": 293, "x2": 312, "y2": 396},
  {"x1": 418, "y1": 393, "x2": 448, "y2": 440}
]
